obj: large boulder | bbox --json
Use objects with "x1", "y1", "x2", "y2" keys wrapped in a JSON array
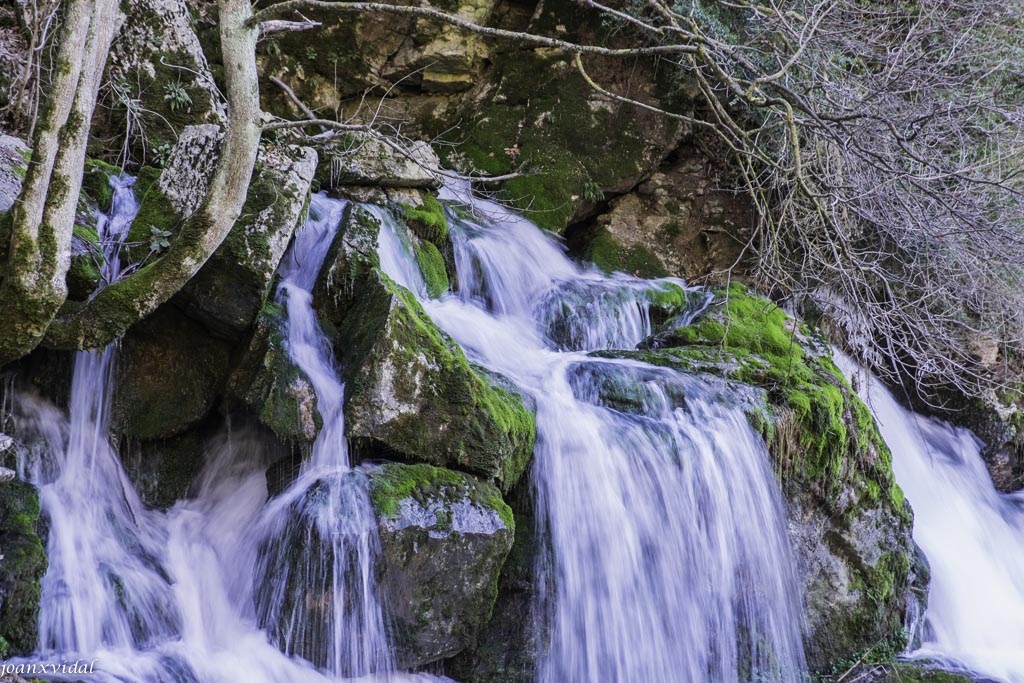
[
  {"x1": 315, "y1": 205, "x2": 535, "y2": 492},
  {"x1": 101, "y1": 0, "x2": 225, "y2": 156},
  {"x1": 112, "y1": 305, "x2": 231, "y2": 440},
  {"x1": 176, "y1": 143, "x2": 317, "y2": 338},
  {"x1": 0, "y1": 466, "x2": 47, "y2": 657},
  {"x1": 368, "y1": 463, "x2": 514, "y2": 668},
  {"x1": 315, "y1": 134, "x2": 440, "y2": 190}
]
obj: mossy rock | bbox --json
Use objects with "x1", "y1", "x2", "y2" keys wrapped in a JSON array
[
  {"x1": 67, "y1": 225, "x2": 106, "y2": 301},
  {"x1": 604, "y1": 284, "x2": 919, "y2": 672},
  {"x1": 582, "y1": 226, "x2": 670, "y2": 278},
  {"x1": 316, "y1": 206, "x2": 535, "y2": 491},
  {"x1": 176, "y1": 144, "x2": 317, "y2": 338},
  {"x1": 827, "y1": 661, "x2": 976, "y2": 683},
  {"x1": 112, "y1": 304, "x2": 231, "y2": 440},
  {"x1": 0, "y1": 478, "x2": 47, "y2": 656},
  {"x1": 226, "y1": 301, "x2": 321, "y2": 444},
  {"x1": 442, "y1": 49, "x2": 684, "y2": 231},
  {"x1": 369, "y1": 463, "x2": 514, "y2": 668},
  {"x1": 80, "y1": 158, "x2": 122, "y2": 213}
]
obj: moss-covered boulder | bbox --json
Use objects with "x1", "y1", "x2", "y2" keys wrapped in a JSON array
[
  {"x1": 0, "y1": 474, "x2": 47, "y2": 656},
  {"x1": 67, "y1": 225, "x2": 105, "y2": 301},
  {"x1": 368, "y1": 463, "x2": 514, "y2": 668},
  {"x1": 444, "y1": 46, "x2": 684, "y2": 231},
  {"x1": 100, "y1": 0, "x2": 225, "y2": 157},
  {"x1": 314, "y1": 134, "x2": 440, "y2": 190},
  {"x1": 315, "y1": 205, "x2": 535, "y2": 491},
  {"x1": 176, "y1": 143, "x2": 317, "y2": 338},
  {"x1": 123, "y1": 125, "x2": 222, "y2": 267},
  {"x1": 112, "y1": 305, "x2": 231, "y2": 440},
  {"x1": 835, "y1": 662, "x2": 976, "y2": 683},
  {"x1": 226, "y1": 302, "x2": 321, "y2": 444},
  {"x1": 604, "y1": 284, "x2": 922, "y2": 673}
]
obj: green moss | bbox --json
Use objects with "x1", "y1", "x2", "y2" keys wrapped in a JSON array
[
  {"x1": 413, "y1": 240, "x2": 449, "y2": 298},
  {"x1": 585, "y1": 227, "x2": 670, "y2": 278},
  {"x1": 80, "y1": 158, "x2": 122, "y2": 212},
  {"x1": 124, "y1": 168, "x2": 181, "y2": 265},
  {"x1": 0, "y1": 480, "x2": 47, "y2": 656},
  {"x1": 369, "y1": 463, "x2": 515, "y2": 529},
  {"x1": 401, "y1": 195, "x2": 449, "y2": 246}
]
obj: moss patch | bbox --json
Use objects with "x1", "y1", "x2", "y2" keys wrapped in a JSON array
[
  {"x1": 0, "y1": 479, "x2": 47, "y2": 656},
  {"x1": 584, "y1": 227, "x2": 670, "y2": 278},
  {"x1": 369, "y1": 462, "x2": 514, "y2": 529},
  {"x1": 414, "y1": 239, "x2": 449, "y2": 298},
  {"x1": 401, "y1": 195, "x2": 448, "y2": 245}
]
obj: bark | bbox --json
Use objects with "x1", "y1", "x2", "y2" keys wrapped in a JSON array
[
  {"x1": 0, "y1": 0, "x2": 122, "y2": 366},
  {"x1": 44, "y1": 0, "x2": 263, "y2": 350}
]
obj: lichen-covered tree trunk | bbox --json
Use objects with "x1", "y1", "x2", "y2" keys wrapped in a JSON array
[
  {"x1": 43, "y1": 0, "x2": 263, "y2": 351},
  {"x1": 0, "y1": 0, "x2": 123, "y2": 366}
]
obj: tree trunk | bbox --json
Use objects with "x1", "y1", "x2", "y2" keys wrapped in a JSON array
[
  {"x1": 0, "y1": 0, "x2": 122, "y2": 366},
  {"x1": 44, "y1": 0, "x2": 263, "y2": 350}
]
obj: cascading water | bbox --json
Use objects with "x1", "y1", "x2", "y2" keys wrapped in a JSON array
[
  {"x1": 371, "y1": 185, "x2": 809, "y2": 682},
  {"x1": 251, "y1": 194, "x2": 393, "y2": 678},
  {"x1": 836, "y1": 353, "x2": 1024, "y2": 683},
  {"x1": 9, "y1": 183, "x2": 441, "y2": 682}
]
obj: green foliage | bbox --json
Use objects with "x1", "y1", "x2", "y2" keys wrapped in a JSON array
[
  {"x1": 148, "y1": 226, "x2": 172, "y2": 253},
  {"x1": 162, "y1": 79, "x2": 193, "y2": 112}
]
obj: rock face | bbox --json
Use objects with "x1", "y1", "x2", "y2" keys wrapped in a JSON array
[
  {"x1": 0, "y1": 468, "x2": 46, "y2": 656},
  {"x1": 103, "y1": 0, "x2": 225, "y2": 153},
  {"x1": 112, "y1": 305, "x2": 231, "y2": 440},
  {"x1": 368, "y1": 463, "x2": 514, "y2": 669},
  {"x1": 316, "y1": 205, "x2": 535, "y2": 492},
  {"x1": 578, "y1": 150, "x2": 753, "y2": 282},
  {"x1": 177, "y1": 143, "x2": 318, "y2": 338}
]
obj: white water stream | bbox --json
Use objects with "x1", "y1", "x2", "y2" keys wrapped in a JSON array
[{"x1": 837, "y1": 354, "x2": 1024, "y2": 683}]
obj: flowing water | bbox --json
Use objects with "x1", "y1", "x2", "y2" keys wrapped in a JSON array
[
  {"x1": 836, "y1": 354, "x2": 1024, "y2": 683},
  {"x1": 9, "y1": 186, "x2": 436, "y2": 682},
  {"x1": 371, "y1": 185, "x2": 809, "y2": 683},
  {"x1": 8, "y1": 177, "x2": 807, "y2": 682}
]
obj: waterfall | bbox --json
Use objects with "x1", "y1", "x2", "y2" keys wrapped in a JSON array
[
  {"x1": 9, "y1": 183, "x2": 441, "y2": 682},
  {"x1": 372, "y1": 185, "x2": 809, "y2": 682},
  {"x1": 836, "y1": 353, "x2": 1024, "y2": 683}
]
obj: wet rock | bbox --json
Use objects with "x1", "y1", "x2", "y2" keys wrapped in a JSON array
[
  {"x1": 176, "y1": 143, "x2": 317, "y2": 338},
  {"x1": 0, "y1": 476, "x2": 47, "y2": 656},
  {"x1": 226, "y1": 302, "x2": 320, "y2": 444},
  {"x1": 841, "y1": 662, "x2": 978, "y2": 682},
  {"x1": 368, "y1": 463, "x2": 514, "y2": 668},
  {"x1": 316, "y1": 205, "x2": 535, "y2": 491},
  {"x1": 112, "y1": 305, "x2": 231, "y2": 440}
]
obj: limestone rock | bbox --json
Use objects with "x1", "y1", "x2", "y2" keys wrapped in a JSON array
[
  {"x1": 582, "y1": 151, "x2": 752, "y2": 282},
  {"x1": 0, "y1": 135, "x2": 27, "y2": 213},
  {"x1": 368, "y1": 463, "x2": 514, "y2": 668},
  {"x1": 105, "y1": 0, "x2": 225, "y2": 152},
  {"x1": 316, "y1": 134, "x2": 440, "y2": 189},
  {"x1": 177, "y1": 144, "x2": 317, "y2": 338},
  {"x1": 315, "y1": 205, "x2": 535, "y2": 491},
  {"x1": 226, "y1": 303, "x2": 321, "y2": 444}
]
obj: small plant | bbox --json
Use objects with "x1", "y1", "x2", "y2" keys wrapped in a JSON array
[
  {"x1": 149, "y1": 226, "x2": 172, "y2": 253},
  {"x1": 304, "y1": 46, "x2": 318, "y2": 61},
  {"x1": 162, "y1": 80, "x2": 192, "y2": 112},
  {"x1": 152, "y1": 143, "x2": 173, "y2": 168}
]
